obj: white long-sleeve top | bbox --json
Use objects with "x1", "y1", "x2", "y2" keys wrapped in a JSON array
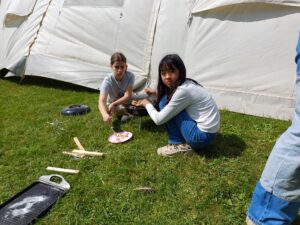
[{"x1": 145, "y1": 80, "x2": 220, "y2": 133}]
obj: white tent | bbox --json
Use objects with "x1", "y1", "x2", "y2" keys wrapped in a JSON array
[{"x1": 1, "y1": 0, "x2": 300, "y2": 120}]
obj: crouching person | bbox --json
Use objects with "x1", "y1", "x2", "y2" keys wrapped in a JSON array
[
  {"x1": 138, "y1": 54, "x2": 220, "y2": 156},
  {"x1": 98, "y1": 52, "x2": 134, "y2": 124}
]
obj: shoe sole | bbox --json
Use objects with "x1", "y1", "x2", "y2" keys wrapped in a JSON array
[{"x1": 157, "y1": 150, "x2": 192, "y2": 157}]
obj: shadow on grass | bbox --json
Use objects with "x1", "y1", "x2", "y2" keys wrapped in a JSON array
[
  {"x1": 1, "y1": 74, "x2": 98, "y2": 93},
  {"x1": 139, "y1": 118, "x2": 165, "y2": 132},
  {"x1": 138, "y1": 118, "x2": 246, "y2": 158},
  {"x1": 138, "y1": 119, "x2": 246, "y2": 158},
  {"x1": 196, "y1": 133, "x2": 246, "y2": 158}
]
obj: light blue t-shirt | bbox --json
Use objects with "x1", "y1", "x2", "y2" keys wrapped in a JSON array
[{"x1": 100, "y1": 71, "x2": 135, "y2": 103}]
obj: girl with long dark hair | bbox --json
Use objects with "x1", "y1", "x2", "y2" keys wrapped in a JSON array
[{"x1": 139, "y1": 54, "x2": 220, "y2": 156}]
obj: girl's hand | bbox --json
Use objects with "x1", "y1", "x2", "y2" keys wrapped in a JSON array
[
  {"x1": 102, "y1": 114, "x2": 112, "y2": 123},
  {"x1": 141, "y1": 99, "x2": 150, "y2": 107},
  {"x1": 131, "y1": 99, "x2": 149, "y2": 107},
  {"x1": 144, "y1": 87, "x2": 156, "y2": 96},
  {"x1": 131, "y1": 100, "x2": 143, "y2": 106}
]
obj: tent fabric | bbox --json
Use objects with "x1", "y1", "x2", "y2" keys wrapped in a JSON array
[
  {"x1": 185, "y1": 2, "x2": 299, "y2": 120},
  {"x1": 192, "y1": 0, "x2": 300, "y2": 13},
  {"x1": 0, "y1": 0, "x2": 51, "y2": 73},
  {"x1": 0, "y1": 0, "x2": 299, "y2": 120},
  {"x1": 151, "y1": 0, "x2": 299, "y2": 120},
  {"x1": 24, "y1": 0, "x2": 160, "y2": 90},
  {"x1": 63, "y1": 0, "x2": 124, "y2": 7},
  {"x1": 3, "y1": 0, "x2": 37, "y2": 26},
  {"x1": 4, "y1": 0, "x2": 36, "y2": 17}
]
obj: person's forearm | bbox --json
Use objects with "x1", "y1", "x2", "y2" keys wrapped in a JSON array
[
  {"x1": 113, "y1": 93, "x2": 132, "y2": 106},
  {"x1": 99, "y1": 102, "x2": 109, "y2": 118},
  {"x1": 144, "y1": 87, "x2": 157, "y2": 96}
]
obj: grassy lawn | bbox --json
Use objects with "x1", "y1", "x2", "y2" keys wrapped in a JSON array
[{"x1": 1, "y1": 76, "x2": 299, "y2": 225}]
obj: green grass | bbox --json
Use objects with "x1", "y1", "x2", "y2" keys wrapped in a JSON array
[{"x1": 0, "y1": 76, "x2": 299, "y2": 225}]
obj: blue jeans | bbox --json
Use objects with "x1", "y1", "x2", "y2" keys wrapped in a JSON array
[
  {"x1": 247, "y1": 182, "x2": 300, "y2": 225},
  {"x1": 159, "y1": 95, "x2": 216, "y2": 149},
  {"x1": 247, "y1": 33, "x2": 300, "y2": 224}
]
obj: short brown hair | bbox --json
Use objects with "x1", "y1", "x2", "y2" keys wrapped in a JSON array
[{"x1": 110, "y1": 52, "x2": 126, "y2": 65}]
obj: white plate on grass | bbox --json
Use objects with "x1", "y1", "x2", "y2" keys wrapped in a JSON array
[{"x1": 108, "y1": 131, "x2": 133, "y2": 144}]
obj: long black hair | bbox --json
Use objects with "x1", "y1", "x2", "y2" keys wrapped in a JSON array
[
  {"x1": 156, "y1": 54, "x2": 186, "y2": 106},
  {"x1": 156, "y1": 54, "x2": 200, "y2": 106}
]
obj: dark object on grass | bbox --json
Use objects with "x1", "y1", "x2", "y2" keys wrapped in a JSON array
[
  {"x1": 61, "y1": 104, "x2": 91, "y2": 116},
  {"x1": 0, "y1": 174, "x2": 70, "y2": 225},
  {"x1": 124, "y1": 104, "x2": 148, "y2": 117}
]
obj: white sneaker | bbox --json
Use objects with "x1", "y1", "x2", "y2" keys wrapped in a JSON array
[
  {"x1": 246, "y1": 216, "x2": 256, "y2": 225},
  {"x1": 157, "y1": 143, "x2": 192, "y2": 156}
]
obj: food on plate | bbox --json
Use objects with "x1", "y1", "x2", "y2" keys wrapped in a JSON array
[
  {"x1": 131, "y1": 100, "x2": 143, "y2": 106},
  {"x1": 108, "y1": 131, "x2": 133, "y2": 143},
  {"x1": 115, "y1": 132, "x2": 129, "y2": 138},
  {"x1": 115, "y1": 132, "x2": 129, "y2": 142}
]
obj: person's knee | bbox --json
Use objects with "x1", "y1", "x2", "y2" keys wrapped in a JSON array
[{"x1": 113, "y1": 104, "x2": 127, "y2": 116}]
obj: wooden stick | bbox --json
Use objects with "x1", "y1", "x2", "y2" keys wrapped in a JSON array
[
  {"x1": 134, "y1": 187, "x2": 156, "y2": 193},
  {"x1": 62, "y1": 151, "x2": 84, "y2": 158},
  {"x1": 73, "y1": 137, "x2": 85, "y2": 151},
  {"x1": 46, "y1": 166, "x2": 79, "y2": 174},
  {"x1": 72, "y1": 149, "x2": 105, "y2": 156}
]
